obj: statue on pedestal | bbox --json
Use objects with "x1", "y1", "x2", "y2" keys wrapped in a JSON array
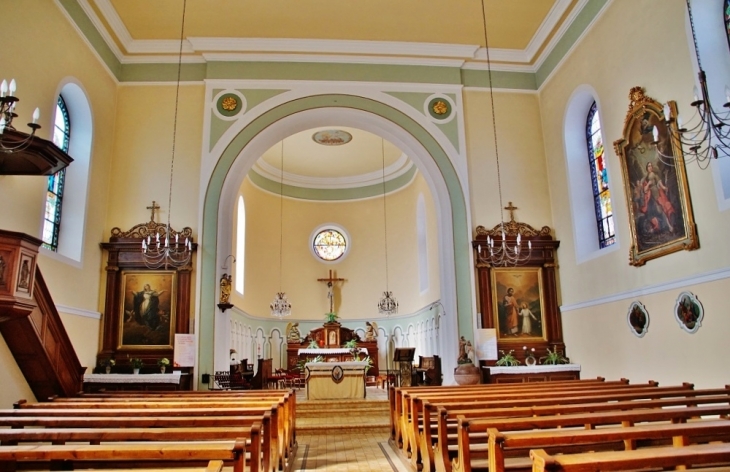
[{"x1": 364, "y1": 321, "x2": 378, "y2": 342}]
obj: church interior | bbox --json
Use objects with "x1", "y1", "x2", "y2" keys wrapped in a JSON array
[{"x1": 1, "y1": 0, "x2": 730, "y2": 469}]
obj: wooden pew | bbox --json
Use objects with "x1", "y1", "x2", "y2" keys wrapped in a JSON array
[
  {"x1": 404, "y1": 382, "x2": 677, "y2": 470},
  {"x1": 452, "y1": 407, "x2": 730, "y2": 472},
  {"x1": 426, "y1": 387, "x2": 730, "y2": 472},
  {"x1": 0, "y1": 439, "x2": 249, "y2": 472},
  {"x1": 530, "y1": 442, "x2": 730, "y2": 472},
  {"x1": 15, "y1": 398, "x2": 294, "y2": 471}
]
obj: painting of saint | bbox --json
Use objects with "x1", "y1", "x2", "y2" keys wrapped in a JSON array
[
  {"x1": 491, "y1": 268, "x2": 546, "y2": 341},
  {"x1": 614, "y1": 87, "x2": 698, "y2": 266},
  {"x1": 674, "y1": 292, "x2": 703, "y2": 334},
  {"x1": 119, "y1": 271, "x2": 176, "y2": 348}
]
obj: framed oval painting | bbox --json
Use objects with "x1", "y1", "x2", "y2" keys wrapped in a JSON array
[
  {"x1": 674, "y1": 291, "x2": 703, "y2": 334},
  {"x1": 627, "y1": 301, "x2": 649, "y2": 338}
]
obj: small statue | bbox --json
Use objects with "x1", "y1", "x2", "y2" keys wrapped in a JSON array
[
  {"x1": 286, "y1": 322, "x2": 301, "y2": 343},
  {"x1": 457, "y1": 336, "x2": 470, "y2": 364},
  {"x1": 465, "y1": 341, "x2": 475, "y2": 364},
  {"x1": 219, "y1": 273, "x2": 232, "y2": 304},
  {"x1": 364, "y1": 321, "x2": 378, "y2": 342}
]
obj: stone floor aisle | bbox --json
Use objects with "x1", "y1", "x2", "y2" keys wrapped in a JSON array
[{"x1": 290, "y1": 386, "x2": 409, "y2": 471}]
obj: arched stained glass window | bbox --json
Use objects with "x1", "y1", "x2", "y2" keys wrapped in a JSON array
[
  {"x1": 586, "y1": 102, "x2": 615, "y2": 248},
  {"x1": 42, "y1": 96, "x2": 70, "y2": 251},
  {"x1": 312, "y1": 228, "x2": 347, "y2": 261},
  {"x1": 725, "y1": 0, "x2": 730, "y2": 50}
]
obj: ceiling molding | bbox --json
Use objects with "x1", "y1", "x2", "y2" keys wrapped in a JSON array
[
  {"x1": 534, "y1": 0, "x2": 591, "y2": 71},
  {"x1": 251, "y1": 152, "x2": 414, "y2": 190},
  {"x1": 461, "y1": 60, "x2": 537, "y2": 73},
  {"x1": 77, "y1": 0, "x2": 125, "y2": 60},
  {"x1": 523, "y1": 0, "x2": 573, "y2": 62},
  {"x1": 200, "y1": 53, "x2": 465, "y2": 69},
  {"x1": 95, "y1": 0, "x2": 133, "y2": 48}
]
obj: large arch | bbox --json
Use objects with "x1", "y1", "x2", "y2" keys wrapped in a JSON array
[{"x1": 198, "y1": 93, "x2": 473, "y2": 385}]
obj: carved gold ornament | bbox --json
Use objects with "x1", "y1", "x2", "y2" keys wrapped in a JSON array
[
  {"x1": 221, "y1": 96, "x2": 238, "y2": 111},
  {"x1": 432, "y1": 100, "x2": 449, "y2": 115}
]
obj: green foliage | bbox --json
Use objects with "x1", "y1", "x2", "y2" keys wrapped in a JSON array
[
  {"x1": 540, "y1": 348, "x2": 569, "y2": 365},
  {"x1": 129, "y1": 358, "x2": 144, "y2": 369},
  {"x1": 343, "y1": 339, "x2": 358, "y2": 349},
  {"x1": 157, "y1": 357, "x2": 170, "y2": 366},
  {"x1": 495, "y1": 350, "x2": 521, "y2": 367},
  {"x1": 307, "y1": 339, "x2": 319, "y2": 349},
  {"x1": 99, "y1": 358, "x2": 115, "y2": 367},
  {"x1": 324, "y1": 312, "x2": 339, "y2": 323}
]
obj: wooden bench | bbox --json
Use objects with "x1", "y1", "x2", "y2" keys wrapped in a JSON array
[
  {"x1": 452, "y1": 408, "x2": 730, "y2": 472},
  {"x1": 0, "y1": 440, "x2": 248, "y2": 472},
  {"x1": 530, "y1": 442, "x2": 730, "y2": 472},
  {"x1": 424, "y1": 387, "x2": 730, "y2": 472},
  {"x1": 404, "y1": 382, "x2": 680, "y2": 470}
]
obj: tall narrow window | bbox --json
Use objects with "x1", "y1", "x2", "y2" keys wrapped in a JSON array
[
  {"x1": 236, "y1": 196, "x2": 245, "y2": 294},
  {"x1": 586, "y1": 102, "x2": 615, "y2": 248},
  {"x1": 43, "y1": 96, "x2": 70, "y2": 251},
  {"x1": 725, "y1": 0, "x2": 730, "y2": 51}
]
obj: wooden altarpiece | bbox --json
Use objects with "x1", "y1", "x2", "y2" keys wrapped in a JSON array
[
  {"x1": 98, "y1": 214, "x2": 196, "y2": 390},
  {"x1": 473, "y1": 215, "x2": 565, "y2": 365}
]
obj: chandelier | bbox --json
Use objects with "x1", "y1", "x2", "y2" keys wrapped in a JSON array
[
  {"x1": 271, "y1": 139, "x2": 292, "y2": 318},
  {"x1": 476, "y1": 0, "x2": 532, "y2": 267},
  {"x1": 653, "y1": 0, "x2": 730, "y2": 168},
  {"x1": 0, "y1": 79, "x2": 40, "y2": 153},
  {"x1": 141, "y1": 0, "x2": 191, "y2": 269},
  {"x1": 377, "y1": 138, "x2": 398, "y2": 316}
]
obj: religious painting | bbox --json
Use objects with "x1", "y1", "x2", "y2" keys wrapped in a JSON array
[
  {"x1": 674, "y1": 291, "x2": 704, "y2": 334},
  {"x1": 627, "y1": 301, "x2": 649, "y2": 338},
  {"x1": 16, "y1": 253, "x2": 34, "y2": 295},
  {"x1": 118, "y1": 270, "x2": 176, "y2": 349},
  {"x1": 490, "y1": 267, "x2": 546, "y2": 342},
  {"x1": 613, "y1": 87, "x2": 698, "y2": 266}
]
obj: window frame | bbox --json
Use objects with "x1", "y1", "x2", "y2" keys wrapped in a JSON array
[
  {"x1": 42, "y1": 95, "x2": 70, "y2": 252},
  {"x1": 586, "y1": 101, "x2": 615, "y2": 249},
  {"x1": 309, "y1": 225, "x2": 350, "y2": 263}
]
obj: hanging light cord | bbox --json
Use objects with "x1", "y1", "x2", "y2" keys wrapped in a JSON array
[
  {"x1": 480, "y1": 0, "x2": 505, "y2": 229},
  {"x1": 167, "y1": 0, "x2": 187, "y2": 236},
  {"x1": 381, "y1": 139, "x2": 390, "y2": 291},
  {"x1": 279, "y1": 140, "x2": 285, "y2": 292},
  {"x1": 685, "y1": 0, "x2": 702, "y2": 72}
]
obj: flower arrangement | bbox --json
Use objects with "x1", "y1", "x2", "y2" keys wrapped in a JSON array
[
  {"x1": 540, "y1": 348, "x2": 569, "y2": 365},
  {"x1": 99, "y1": 358, "x2": 115, "y2": 368},
  {"x1": 495, "y1": 350, "x2": 521, "y2": 367},
  {"x1": 324, "y1": 312, "x2": 339, "y2": 323},
  {"x1": 158, "y1": 358, "x2": 170, "y2": 367},
  {"x1": 344, "y1": 339, "x2": 359, "y2": 360},
  {"x1": 307, "y1": 339, "x2": 319, "y2": 349},
  {"x1": 129, "y1": 358, "x2": 144, "y2": 369}
]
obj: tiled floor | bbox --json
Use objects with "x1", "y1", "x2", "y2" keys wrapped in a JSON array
[{"x1": 292, "y1": 386, "x2": 408, "y2": 471}]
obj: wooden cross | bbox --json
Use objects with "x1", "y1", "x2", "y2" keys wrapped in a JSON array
[
  {"x1": 504, "y1": 201, "x2": 518, "y2": 222},
  {"x1": 317, "y1": 269, "x2": 346, "y2": 314},
  {"x1": 146, "y1": 201, "x2": 161, "y2": 222}
]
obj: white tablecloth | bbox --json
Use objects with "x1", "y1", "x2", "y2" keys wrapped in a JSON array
[
  {"x1": 83, "y1": 372, "x2": 182, "y2": 384},
  {"x1": 305, "y1": 361, "x2": 368, "y2": 399},
  {"x1": 486, "y1": 364, "x2": 581, "y2": 375},
  {"x1": 298, "y1": 348, "x2": 368, "y2": 355}
]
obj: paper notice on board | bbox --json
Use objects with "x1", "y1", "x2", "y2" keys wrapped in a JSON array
[
  {"x1": 476, "y1": 329, "x2": 498, "y2": 360},
  {"x1": 174, "y1": 334, "x2": 196, "y2": 367}
]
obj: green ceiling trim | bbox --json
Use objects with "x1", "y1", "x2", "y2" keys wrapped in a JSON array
[
  {"x1": 536, "y1": 0, "x2": 609, "y2": 87},
  {"x1": 386, "y1": 91, "x2": 461, "y2": 151},
  {"x1": 201, "y1": 94, "x2": 473, "y2": 384},
  {"x1": 120, "y1": 63, "x2": 207, "y2": 82},
  {"x1": 209, "y1": 115, "x2": 236, "y2": 152},
  {"x1": 240, "y1": 89, "x2": 290, "y2": 112},
  {"x1": 206, "y1": 61, "x2": 463, "y2": 84},
  {"x1": 461, "y1": 69, "x2": 537, "y2": 90},
  {"x1": 247, "y1": 164, "x2": 418, "y2": 201},
  {"x1": 57, "y1": 0, "x2": 122, "y2": 78}
]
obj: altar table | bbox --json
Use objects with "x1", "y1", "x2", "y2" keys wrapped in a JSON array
[
  {"x1": 83, "y1": 372, "x2": 183, "y2": 392},
  {"x1": 305, "y1": 361, "x2": 368, "y2": 400}
]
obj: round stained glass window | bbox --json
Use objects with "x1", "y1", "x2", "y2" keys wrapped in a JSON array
[{"x1": 312, "y1": 228, "x2": 348, "y2": 261}]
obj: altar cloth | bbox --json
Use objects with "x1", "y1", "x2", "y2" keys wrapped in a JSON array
[
  {"x1": 83, "y1": 372, "x2": 182, "y2": 384},
  {"x1": 305, "y1": 361, "x2": 368, "y2": 400}
]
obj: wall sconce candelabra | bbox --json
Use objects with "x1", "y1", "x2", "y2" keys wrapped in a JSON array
[{"x1": 0, "y1": 79, "x2": 41, "y2": 153}]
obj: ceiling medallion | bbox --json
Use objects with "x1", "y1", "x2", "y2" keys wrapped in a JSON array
[
  {"x1": 432, "y1": 100, "x2": 448, "y2": 115},
  {"x1": 312, "y1": 129, "x2": 353, "y2": 146},
  {"x1": 221, "y1": 96, "x2": 238, "y2": 111}
]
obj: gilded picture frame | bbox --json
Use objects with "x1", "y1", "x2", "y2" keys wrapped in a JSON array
[
  {"x1": 490, "y1": 267, "x2": 547, "y2": 342},
  {"x1": 118, "y1": 270, "x2": 176, "y2": 350},
  {"x1": 613, "y1": 87, "x2": 699, "y2": 266}
]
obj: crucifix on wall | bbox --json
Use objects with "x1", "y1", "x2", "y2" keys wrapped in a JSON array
[{"x1": 317, "y1": 269, "x2": 346, "y2": 315}]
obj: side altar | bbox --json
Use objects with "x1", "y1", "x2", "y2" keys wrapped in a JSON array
[{"x1": 286, "y1": 321, "x2": 379, "y2": 377}]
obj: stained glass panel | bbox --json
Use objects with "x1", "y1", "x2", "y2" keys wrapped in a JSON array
[
  {"x1": 586, "y1": 102, "x2": 615, "y2": 249},
  {"x1": 42, "y1": 96, "x2": 69, "y2": 251},
  {"x1": 313, "y1": 229, "x2": 347, "y2": 261},
  {"x1": 726, "y1": 0, "x2": 730, "y2": 51}
]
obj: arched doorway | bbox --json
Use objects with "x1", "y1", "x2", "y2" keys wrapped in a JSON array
[{"x1": 199, "y1": 93, "x2": 473, "y2": 386}]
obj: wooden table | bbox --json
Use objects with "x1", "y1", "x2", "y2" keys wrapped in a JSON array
[
  {"x1": 481, "y1": 364, "x2": 581, "y2": 384},
  {"x1": 83, "y1": 372, "x2": 184, "y2": 392}
]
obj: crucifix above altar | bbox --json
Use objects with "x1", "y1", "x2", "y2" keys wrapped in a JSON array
[{"x1": 317, "y1": 269, "x2": 345, "y2": 315}]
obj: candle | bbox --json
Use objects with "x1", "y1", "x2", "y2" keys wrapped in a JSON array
[
  {"x1": 32, "y1": 107, "x2": 39, "y2": 124},
  {"x1": 0, "y1": 80, "x2": 6, "y2": 97},
  {"x1": 652, "y1": 126, "x2": 659, "y2": 142},
  {"x1": 663, "y1": 103, "x2": 671, "y2": 120},
  {"x1": 9, "y1": 79, "x2": 16, "y2": 95}
]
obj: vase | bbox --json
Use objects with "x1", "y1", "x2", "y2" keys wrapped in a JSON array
[
  {"x1": 160, "y1": 366, "x2": 166, "y2": 374},
  {"x1": 105, "y1": 366, "x2": 111, "y2": 374},
  {"x1": 525, "y1": 356, "x2": 536, "y2": 367},
  {"x1": 453, "y1": 363, "x2": 480, "y2": 385},
  {"x1": 133, "y1": 368, "x2": 140, "y2": 375}
]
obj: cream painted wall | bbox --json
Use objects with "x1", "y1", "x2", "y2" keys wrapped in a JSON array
[
  {"x1": 0, "y1": 337, "x2": 35, "y2": 408},
  {"x1": 230, "y1": 170, "x2": 440, "y2": 320},
  {"x1": 539, "y1": 0, "x2": 730, "y2": 385},
  {"x1": 464, "y1": 90, "x2": 552, "y2": 237},
  {"x1": 59, "y1": 313, "x2": 101, "y2": 372}
]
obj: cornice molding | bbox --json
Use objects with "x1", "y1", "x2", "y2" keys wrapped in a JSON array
[
  {"x1": 199, "y1": 53, "x2": 465, "y2": 69},
  {"x1": 534, "y1": 0, "x2": 591, "y2": 71},
  {"x1": 56, "y1": 304, "x2": 102, "y2": 320},
  {"x1": 523, "y1": 0, "x2": 574, "y2": 63}
]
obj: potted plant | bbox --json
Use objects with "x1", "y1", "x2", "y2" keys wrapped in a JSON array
[
  {"x1": 158, "y1": 357, "x2": 170, "y2": 373},
  {"x1": 540, "y1": 348, "x2": 569, "y2": 365},
  {"x1": 495, "y1": 350, "x2": 521, "y2": 366},
  {"x1": 99, "y1": 358, "x2": 115, "y2": 374},
  {"x1": 344, "y1": 339, "x2": 359, "y2": 360},
  {"x1": 130, "y1": 357, "x2": 144, "y2": 374},
  {"x1": 324, "y1": 312, "x2": 339, "y2": 324}
]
